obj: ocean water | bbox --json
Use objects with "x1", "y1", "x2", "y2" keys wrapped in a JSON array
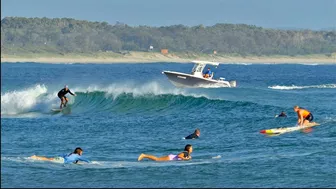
[{"x1": 1, "y1": 62, "x2": 336, "y2": 188}]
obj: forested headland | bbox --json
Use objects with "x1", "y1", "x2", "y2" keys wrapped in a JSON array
[{"x1": 1, "y1": 17, "x2": 335, "y2": 59}]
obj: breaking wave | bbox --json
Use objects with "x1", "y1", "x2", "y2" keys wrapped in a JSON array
[{"x1": 1, "y1": 82, "x2": 266, "y2": 117}]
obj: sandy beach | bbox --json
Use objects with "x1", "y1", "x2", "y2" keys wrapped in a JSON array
[{"x1": 1, "y1": 52, "x2": 335, "y2": 64}]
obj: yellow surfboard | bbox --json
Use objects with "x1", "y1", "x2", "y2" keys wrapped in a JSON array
[{"x1": 260, "y1": 122, "x2": 320, "y2": 135}]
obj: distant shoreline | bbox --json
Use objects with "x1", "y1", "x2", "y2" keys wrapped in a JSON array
[{"x1": 1, "y1": 52, "x2": 335, "y2": 64}]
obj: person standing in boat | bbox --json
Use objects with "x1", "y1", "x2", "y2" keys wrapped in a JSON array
[{"x1": 203, "y1": 68, "x2": 212, "y2": 78}]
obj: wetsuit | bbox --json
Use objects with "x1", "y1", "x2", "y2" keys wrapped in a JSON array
[
  {"x1": 185, "y1": 133, "x2": 199, "y2": 139},
  {"x1": 58, "y1": 153, "x2": 91, "y2": 164},
  {"x1": 58, "y1": 88, "x2": 75, "y2": 99},
  {"x1": 278, "y1": 113, "x2": 287, "y2": 117}
]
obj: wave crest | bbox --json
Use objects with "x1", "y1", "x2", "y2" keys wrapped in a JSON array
[{"x1": 1, "y1": 84, "x2": 53, "y2": 115}]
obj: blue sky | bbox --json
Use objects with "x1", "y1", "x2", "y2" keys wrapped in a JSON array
[{"x1": 2, "y1": 0, "x2": 335, "y2": 30}]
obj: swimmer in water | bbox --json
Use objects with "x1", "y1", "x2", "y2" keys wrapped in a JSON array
[
  {"x1": 275, "y1": 111, "x2": 287, "y2": 118},
  {"x1": 30, "y1": 147, "x2": 91, "y2": 164},
  {"x1": 184, "y1": 128, "x2": 200, "y2": 139},
  {"x1": 138, "y1": 144, "x2": 192, "y2": 161}
]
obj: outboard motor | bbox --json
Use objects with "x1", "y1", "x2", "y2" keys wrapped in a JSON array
[{"x1": 229, "y1": 80, "x2": 237, "y2": 88}]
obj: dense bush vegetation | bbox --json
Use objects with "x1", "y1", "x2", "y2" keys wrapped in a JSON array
[{"x1": 1, "y1": 17, "x2": 335, "y2": 55}]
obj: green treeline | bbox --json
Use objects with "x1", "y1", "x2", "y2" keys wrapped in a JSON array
[{"x1": 1, "y1": 17, "x2": 336, "y2": 56}]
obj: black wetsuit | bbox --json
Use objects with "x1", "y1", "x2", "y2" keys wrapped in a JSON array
[
  {"x1": 57, "y1": 88, "x2": 74, "y2": 99},
  {"x1": 185, "y1": 133, "x2": 199, "y2": 139},
  {"x1": 278, "y1": 113, "x2": 287, "y2": 117}
]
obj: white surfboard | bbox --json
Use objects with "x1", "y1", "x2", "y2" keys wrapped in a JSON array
[
  {"x1": 260, "y1": 122, "x2": 320, "y2": 135},
  {"x1": 51, "y1": 108, "x2": 63, "y2": 112}
]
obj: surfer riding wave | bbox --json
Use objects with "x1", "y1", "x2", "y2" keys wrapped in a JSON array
[{"x1": 58, "y1": 85, "x2": 76, "y2": 109}]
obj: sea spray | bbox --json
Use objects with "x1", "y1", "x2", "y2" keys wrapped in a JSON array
[{"x1": 0, "y1": 84, "x2": 64, "y2": 115}]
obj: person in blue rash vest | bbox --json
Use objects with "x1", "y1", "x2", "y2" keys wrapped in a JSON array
[
  {"x1": 30, "y1": 147, "x2": 91, "y2": 164},
  {"x1": 57, "y1": 85, "x2": 76, "y2": 109}
]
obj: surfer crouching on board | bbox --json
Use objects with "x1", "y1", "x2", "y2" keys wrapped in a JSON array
[
  {"x1": 185, "y1": 128, "x2": 200, "y2": 139},
  {"x1": 294, "y1": 106, "x2": 314, "y2": 126},
  {"x1": 138, "y1": 144, "x2": 192, "y2": 161},
  {"x1": 58, "y1": 85, "x2": 76, "y2": 109},
  {"x1": 30, "y1": 147, "x2": 91, "y2": 164}
]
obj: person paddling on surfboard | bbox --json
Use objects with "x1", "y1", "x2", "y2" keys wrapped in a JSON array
[
  {"x1": 138, "y1": 144, "x2": 192, "y2": 161},
  {"x1": 184, "y1": 128, "x2": 200, "y2": 139},
  {"x1": 294, "y1": 105, "x2": 314, "y2": 127},
  {"x1": 275, "y1": 111, "x2": 287, "y2": 118},
  {"x1": 58, "y1": 85, "x2": 76, "y2": 109},
  {"x1": 30, "y1": 147, "x2": 91, "y2": 164}
]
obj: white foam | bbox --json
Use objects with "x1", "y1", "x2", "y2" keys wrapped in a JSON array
[
  {"x1": 1, "y1": 84, "x2": 46, "y2": 115},
  {"x1": 0, "y1": 81, "x2": 222, "y2": 116},
  {"x1": 268, "y1": 84, "x2": 336, "y2": 90}
]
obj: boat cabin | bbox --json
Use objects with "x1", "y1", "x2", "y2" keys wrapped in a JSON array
[{"x1": 190, "y1": 60, "x2": 220, "y2": 79}]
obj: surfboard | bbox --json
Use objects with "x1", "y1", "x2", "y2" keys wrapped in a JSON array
[
  {"x1": 51, "y1": 108, "x2": 63, "y2": 112},
  {"x1": 29, "y1": 155, "x2": 64, "y2": 164},
  {"x1": 260, "y1": 122, "x2": 320, "y2": 135}
]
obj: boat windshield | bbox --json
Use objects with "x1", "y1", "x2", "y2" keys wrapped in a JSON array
[{"x1": 191, "y1": 63, "x2": 204, "y2": 74}]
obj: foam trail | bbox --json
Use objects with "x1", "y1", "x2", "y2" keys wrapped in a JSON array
[{"x1": 268, "y1": 84, "x2": 336, "y2": 90}]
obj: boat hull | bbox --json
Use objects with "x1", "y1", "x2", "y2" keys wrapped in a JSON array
[{"x1": 162, "y1": 71, "x2": 236, "y2": 88}]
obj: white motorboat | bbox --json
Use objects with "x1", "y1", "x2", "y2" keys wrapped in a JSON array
[{"x1": 162, "y1": 60, "x2": 237, "y2": 88}]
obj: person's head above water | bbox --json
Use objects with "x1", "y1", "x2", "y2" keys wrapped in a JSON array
[
  {"x1": 73, "y1": 147, "x2": 83, "y2": 155},
  {"x1": 194, "y1": 128, "x2": 200, "y2": 136},
  {"x1": 294, "y1": 105, "x2": 300, "y2": 112},
  {"x1": 184, "y1": 144, "x2": 193, "y2": 153}
]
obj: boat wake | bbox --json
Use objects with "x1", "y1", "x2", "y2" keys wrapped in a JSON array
[{"x1": 268, "y1": 84, "x2": 336, "y2": 90}]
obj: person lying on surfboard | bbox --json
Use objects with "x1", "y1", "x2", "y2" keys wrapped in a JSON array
[
  {"x1": 58, "y1": 85, "x2": 76, "y2": 109},
  {"x1": 138, "y1": 144, "x2": 192, "y2": 161},
  {"x1": 294, "y1": 106, "x2": 314, "y2": 126},
  {"x1": 30, "y1": 147, "x2": 91, "y2": 164},
  {"x1": 184, "y1": 128, "x2": 200, "y2": 139}
]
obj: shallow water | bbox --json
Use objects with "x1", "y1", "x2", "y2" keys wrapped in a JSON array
[{"x1": 1, "y1": 62, "x2": 336, "y2": 187}]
